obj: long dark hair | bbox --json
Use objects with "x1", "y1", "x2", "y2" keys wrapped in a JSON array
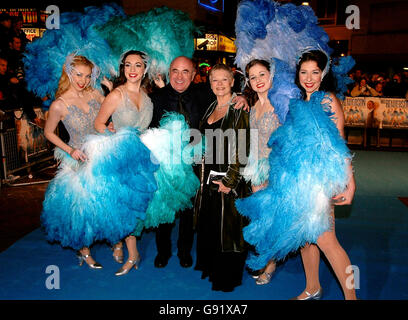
[
  {"x1": 113, "y1": 50, "x2": 148, "y2": 89},
  {"x1": 244, "y1": 59, "x2": 271, "y2": 107},
  {"x1": 295, "y1": 50, "x2": 336, "y2": 100}
]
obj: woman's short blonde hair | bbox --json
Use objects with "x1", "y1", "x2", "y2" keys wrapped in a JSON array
[{"x1": 208, "y1": 63, "x2": 234, "y2": 81}]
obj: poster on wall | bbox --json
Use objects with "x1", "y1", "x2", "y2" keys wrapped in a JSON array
[
  {"x1": 0, "y1": 8, "x2": 48, "y2": 41},
  {"x1": 376, "y1": 98, "x2": 408, "y2": 129},
  {"x1": 343, "y1": 97, "x2": 408, "y2": 129},
  {"x1": 14, "y1": 108, "x2": 49, "y2": 163},
  {"x1": 343, "y1": 97, "x2": 367, "y2": 127}
]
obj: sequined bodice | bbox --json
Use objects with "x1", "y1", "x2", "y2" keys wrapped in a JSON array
[
  {"x1": 62, "y1": 99, "x2": 101, "y2": 149},
  {"x1": 249, "y1": 108, "x2": 280, "y2": 159},
  {"x1": 111, "y1": 87, "x2": 153, "y2": 131}
]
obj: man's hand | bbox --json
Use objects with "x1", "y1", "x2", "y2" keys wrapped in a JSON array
[
  {"x1": 101, "y1": 76, "x2": 113, "y2": 92},
  {"x1": 10, "y1": 77, "x2": 19, "y2": 84},
  {"x1": 154, "y1": 74, "x2": 165, "y2": 88}
]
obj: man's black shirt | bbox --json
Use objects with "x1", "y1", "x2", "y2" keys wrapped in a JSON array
[{"x1": 149, "y1": 82, "x2": 215, "y2": 130}]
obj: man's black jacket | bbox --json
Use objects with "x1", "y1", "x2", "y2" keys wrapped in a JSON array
[{"x1": 149, "y1": 82, "x2": 215, "y2": 130}]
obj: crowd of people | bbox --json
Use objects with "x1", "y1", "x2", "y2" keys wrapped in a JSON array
[
  {"x1": 0, "y1": 13, "x2": 42, "y2": 121},
  {"x1": 347, "y1": 68, "x2": 408, "y2": 99}
]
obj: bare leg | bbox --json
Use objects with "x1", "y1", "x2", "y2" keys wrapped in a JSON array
[
  {"x1": 297, "y1": 243, "x2": 321, "y2": 299},
  {"x1": 122, "y1": 235, "x2": 140, "y2": 269},
  {"x1": 316, "y1": 223, "x2": 357, "y2": 300},
  {"x1": 297, "y1": 211, "x2": 357, "y2": 300}
]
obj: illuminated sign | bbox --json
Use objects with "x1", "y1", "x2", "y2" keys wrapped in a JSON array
[
  {"x1": 0, "y1": 8, "x2": 49, "y2": 41},
  {"x1": 195, "y1": 34, "x2": 218, "y2": 51},
  {"x1": 195, "y1": 33, "x2": 236, "y2": 53},
  {"x1": 198, "y1": 0, "x2": 224, "y2": 13},
  {"x1": 218, "y1": 35, "x2": 236, "y2": 53}
]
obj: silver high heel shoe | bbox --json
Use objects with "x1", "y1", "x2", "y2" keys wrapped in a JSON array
[
  {"x1": 250, "y1": 269, "x2": 264, "y2": 279},
  {"x1": 112, "y1": 246, "x2": 124, "y2": 264},
  {"x1": 292, "y1": 287, "x2": 323, "y2": 300},
  {"x1": 255, "y1": 271, "x2": 274, "y2": 285},
  {"x1": 115, "y1": 256, "x2": 141, "y2": 276},
  {"x1": 77, "y1": 253, "x2": 103, "y2": 269}
]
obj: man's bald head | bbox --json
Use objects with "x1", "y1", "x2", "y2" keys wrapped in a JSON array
[{"x1": 169, "y1": 56, "x2": 196, "y2": 93}]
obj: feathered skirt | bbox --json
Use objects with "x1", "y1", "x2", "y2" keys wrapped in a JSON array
[
  {"x1": 141, "y1": 113, "x2": 200, "y2": 228},
  {"x1": 41, "y1": 113, "x2": 199, "y2": 249},
  {"x1": 235, "y1": 92, "x2": 352, "y2": 270}
]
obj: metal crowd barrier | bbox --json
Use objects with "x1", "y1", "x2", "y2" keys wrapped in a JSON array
[{"x1": 0, "y1": 108, "x2": 54, "y2": 189}]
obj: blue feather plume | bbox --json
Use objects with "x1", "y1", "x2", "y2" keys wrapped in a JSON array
[
  {"x1": 332, "y1": 55, "x2": 356, "y2": 100},
  {"x1": 140, "y1": 112, "x2": 200, "y2": 228},
  {"x1": 23, "y1": 3, "x2": 125, "y2": 104},
  {"x1": 268, "y1": 58, "x2": 302, "y2": 124},
  {"x1": 95, "y1": 6, "x2": 198, "y2": 81},
  {"x1": 235, "y1": 92, "x2": 351, "y2": 269},
  {"x1": 41, "y1": 127, "x2": 158, "y2": 249}
]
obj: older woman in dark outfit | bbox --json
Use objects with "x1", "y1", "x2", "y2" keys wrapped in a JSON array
[{"x1": 194, "y1": 64, "x2": 250, "y2": 292}]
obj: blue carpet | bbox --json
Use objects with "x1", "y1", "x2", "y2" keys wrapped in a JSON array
[{"x1": 0, "y1": 151, "x2": 407, "y2": 300}]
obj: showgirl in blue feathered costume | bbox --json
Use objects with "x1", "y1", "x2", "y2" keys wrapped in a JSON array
[
  {"x1": 236, "y1": 91, "x2": 352, "y2": 268},
  {"x1": 234, "y1": 2, "x2": 357, "y2": 298},
  {"x1": 89, "y1": 6, "x2": 200, "y2": 229}
]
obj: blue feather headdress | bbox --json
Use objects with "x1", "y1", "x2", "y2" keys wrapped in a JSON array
[
  {"x1": 235, "y1": 0, "x2": 332, "y2": 73},
  {"x1": 234, "y1": 0, "x2": 343, "y2": 123},
  {"x1": 95, "y1": 6, "x2": 198, "y2": 82},
  {"x1": 331, "y1": 55, "x2": 356, "y2": 100},
  {"x1": 23, "y1": 3, "x2": 125, "y2": 105}
]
